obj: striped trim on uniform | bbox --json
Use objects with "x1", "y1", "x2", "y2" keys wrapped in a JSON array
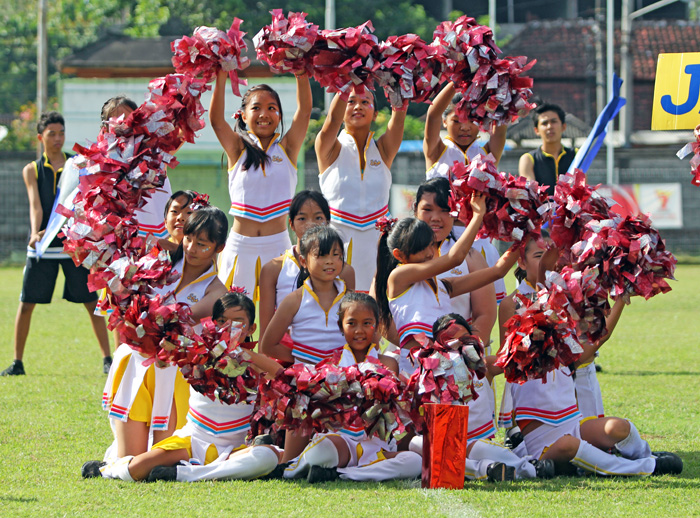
[
  {"x1": 108, "y1": 403, "x2": 130, "y2": 421},
  {"x1": 138, "y1": 223, "x2": 168, "y2": 239},
  {"x1": 151, "y1": 415, "x2": 170, "y2": 431},
  {"x1": 26, "y1": 246, "x2": 69, "y2": 259},
  {"x1": 339, "y1": 425, "x2": 365, "y2": 439},
  {"x1": 397, "y1": 322, "x2": 433, "y2": 347},
  {"x1": 291, "y1": 342, "x2": 343, "y2": 365},
  {"x1": 187, "y1": 407, "x2": 251, "y2": 435},
  {"x1": 229, "y1": 199, "x2": 291, "y2": 222},
  {"x1": 329, "y1": 205, "x2": 389, "y2": 229},
  {"x1": 468, "y1": 421, "x2": 497, "y2": 442},
  {"x1": 514, "y1": 404, "x2": 581, "y2": 426},
  {"x1": 497, "y1": 410, "x2": 513, "y2": 429}
]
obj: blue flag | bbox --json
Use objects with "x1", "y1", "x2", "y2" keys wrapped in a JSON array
[{"x1": 568, "y1": 74, "x2": 627, "y2": 174}]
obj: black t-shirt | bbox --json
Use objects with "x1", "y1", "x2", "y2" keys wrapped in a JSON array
[{"x1": 525, "y1": 146, "x2": 576, "y2": 196}]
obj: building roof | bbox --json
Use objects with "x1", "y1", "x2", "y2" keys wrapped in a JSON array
[{"x1": 60, "y1": 33, "x2": 270, "y2": 78}]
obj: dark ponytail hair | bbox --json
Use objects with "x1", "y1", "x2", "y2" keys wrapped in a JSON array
[
  {"x1": 375, "y1": 217, "x2": 435, "y2": 332},
  {"x1": 432, "y1": 313, "x2": 473, "y2": 343},
  {"x1": 295, "y1": 225, "x2": 345, "y2": 288},
  {"x1": 234, "y1": 84, "x2": 284, "y2": 171},
  {"x1": 336, "y1": 292, "x2": 379, "y2": 332},
  {"x1": 213, "y1": 291, "x2": 256, "y2": 341},
  {"x1": 289, "y1": 190, "x2": 331, "y2": 222},
  {"x1": 171, "y1": 206, "x2": 229, "y2": 264}
]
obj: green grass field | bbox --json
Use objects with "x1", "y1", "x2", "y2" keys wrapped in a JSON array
[{"x1": 0, "y1": 265, "x2": 698, "y2": 518}]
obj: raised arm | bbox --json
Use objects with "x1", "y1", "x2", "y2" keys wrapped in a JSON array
[
  {"x1": 22, "y1": 163, "x2": 43, "y2": 249},
  {"x1": 576, "y1": 297, "x2": 627, "y2": 366},
  {"x1": 376, "y1": 107, "x2": 406, "y2": 168},
  {"x1": 448, "y1": 248, "x2": 518, "y2": 298},
  {"x1": 497, "y1": 293, "x2": 517, "y2": 352},
  {"x1": 484, "y1": 124, "x2": 507, "y2": 165},
  {"x1": 280, "y1": 73, "x2": 312, "y2": 164},
  {"x1": 464, "y1": 250, "x2": 497, "y2": 347},
  {"x1": 209, "y1": 70, "x2": 243, "y2": 168},
  {"x1": 314, "y1": 93, "x2": 346, "y2": 173},
  {"x1": 423, "y1": 83, "x2": 455, "y2": 168},
  {"x1": 518, "y1": 152, "x2": 536, "y2": 181}
]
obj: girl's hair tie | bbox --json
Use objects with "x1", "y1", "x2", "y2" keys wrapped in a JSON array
[
  {"x1": 189, "y1": 192, "x2": 210, "y2": 211},
  {"x1": 233, "y1": 109, "x2": 243, "y2": 120},
  {"x1": 375, "y1": 216, "x2": 398, "y2": 235},
  {"x1": 229, "y1": 285, "x2": 248, "y2": 296}
]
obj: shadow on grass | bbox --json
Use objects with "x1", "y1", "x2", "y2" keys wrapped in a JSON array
[{"x1": 0, "y1": 495, "x2": 38, "y2": 503}]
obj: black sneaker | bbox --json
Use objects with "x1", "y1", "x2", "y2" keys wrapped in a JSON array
[
  {"x1": 103, "y1": 356, "x2": 113, "y2": 374},
  {"x1": 1, "y1": 360, "x2": 25, "y2": 376},
  {"x1": 147, "y1": 465, "x2": 178, "y2": 482},
  {"x1": 653, "y1": 453, "x2": 683, "y2": 475},
  {"x1": 504, "y1": 431, "x2": 524, "y2": 450},
  {"x1": 307, "y1": 465, "x2": 339, "y2": 484},
  {"x1": 533, "y1": 459, "x2": 555, "y2": 479},
  {"x1": 487, "y1": 462, "x2": 516, "y2": 482},
  {"x1": 595, "y1": 363, "x2": 603, "y2": 373},
  {"x1": 82, "y1": 460, "x2": 106, "y2": 478},
  {"x1": 259, "y1": 461, "x2": 291, "y2": 480},
  {"x1": 252, "y1": 434, "x2": 274, "y2": 446}
]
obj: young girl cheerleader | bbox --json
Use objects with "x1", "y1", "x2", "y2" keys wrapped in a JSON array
[
  {"x1": 283, "y1": 293, "x2": 422, "y2": 483},
  {"x1": 258, "y1": 190, "x2": 355, "y2": 338},
  {"x1": 406, "y1": 314, "x2": 554, "y2": 482},
  {"x1": 210, "y1": 69, "x2": 312, "y2": 298},
  {"x1": 84, "y1": 290, "x2": 284, "y2": 482},
  {"x1": 315, "y1": 89, "x2": 406, "y2": 292},
  {"x1": 157, "y1": 190, "x2": 196, "y2": 253},
  {"x1": 101, "y1": 207, "x2": 228, "y2": 459},
  {"x1": 413, "y1": 177, "x2": 497, "y2": 348},
  {"x1": 375, "y1": 195, "x2": 517, "y2": 374},
  {"x1": 499, "y1": 243, "x2": 683, "y2": 477},
  {"x1": 423, "y1": 83, "x2": 507, "y2": 303},
  {"x1": 260, "y1": 225, "x2": 351, "y2": 461}
]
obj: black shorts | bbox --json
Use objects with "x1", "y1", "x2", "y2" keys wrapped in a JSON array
[{"x1": 20, "y1": 257, "x2": 97, "y2": 304}]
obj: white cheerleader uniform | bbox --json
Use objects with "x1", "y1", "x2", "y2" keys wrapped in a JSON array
[
  {"x1": 575, "y1": 360, "x2": 605, "y2": 420},
  {"x1": 288, "y1": 278, "x2": 347, "y2": 364},
  {"x1": 388, "y1": 277, "x2": 452, "y2": 374},
  {"x1": 276, "y1": 248, "x2": 301, "y2": 306},
  {"x1": 319, "y1": 130, "x2": 392, "y2": 292},
  {"x1": 436, "y1": 237, "x2": 471, "y2": 324},
  {"x1": 219, "y1": 133, "x2": 295, "y2": 297},
  {"x1": 452, "y1": 225, "x2": 507, "y2": 304},
  {"x1": 136, "y1": 176, "x2": 172, "y2": 239},
  {"x1": 102, "y1": 260, "x2": 217, "y2": 441},
  {"x1": 426, "y1": 137, "x2": 484, "y2": 180},
  {"x1": 497, "y1": 279, "x2": 536, "y2": 431},
  {"x1": 467, "y1": 377, "x2": 497, "y2": 445}
]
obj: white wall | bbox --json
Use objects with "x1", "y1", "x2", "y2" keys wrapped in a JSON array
[{"x1": 60, "y1": 76, "x2": 299, "y2": 157}]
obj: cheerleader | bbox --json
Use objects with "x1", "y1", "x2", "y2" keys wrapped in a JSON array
[
  {"x1": 210, "y1": 69, "x2": 312, "y2": 298},
  {"x1": 258, "y1": 190, "x2": 354, "y2": 338},
  {"x1": 101, "y1": 207, "x2": 228, "y2": 459},
  {"x1": 283, "y1": 293, "x2": 421, "y2": 483},
  {"x1": 315, "y1": 89, "x2": 406, "y2": 291}
]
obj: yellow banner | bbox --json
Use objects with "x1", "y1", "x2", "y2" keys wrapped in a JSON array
[{"x1": 652, "y1": 52, "x2": 700, "y2": 130}]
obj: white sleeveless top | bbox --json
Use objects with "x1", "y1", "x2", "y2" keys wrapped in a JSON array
[
  {"x1": 289, "y1": 278, "x2": 347, "y2": 364},
  {"x1": 437, "y1": 237, "x2": 471, "y2": 323},
  {"x1": 185, "y1": 390, "x2": 253, "y2": 440},
  {"x1": 388, "y1": 277, "x2": 453, "y2": 347},
  {"x1": 337, "y1": 343, "x2": 380, "y2": 367},
  {"x1": 137, "y1": 176, "x2": 172, "y2": 239},
  {"x1": 467, "y1": 377, "x2": 497, "y2": 443},
  {"x1": 228, "y1": 133, "x2": 297, "y2": 222},
  {"x1": 276, "y1": 248, "x2": 300, "y2": 306},
  {"x1": 319, "y1": 130, "x2": 391, "y2": 229},
  {"x1": 426, "y1": 137, "x2": 484, "y2": 180},
  {"x1": 511, "y1": 367, "x2": 582, "y2": 427}
]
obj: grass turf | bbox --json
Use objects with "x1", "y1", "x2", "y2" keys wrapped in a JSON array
[{"x1": 0, "y1": 265, "x2": 698, "y2": 518}]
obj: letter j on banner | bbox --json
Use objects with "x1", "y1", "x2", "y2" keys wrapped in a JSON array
[{"x1": 652, "y1": 53, "x2": 700, "y2": 130}]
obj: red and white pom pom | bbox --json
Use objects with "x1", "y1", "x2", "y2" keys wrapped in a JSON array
[
  {"x1": 676, "y1": 128, "x2": 700, "y2": 186},
  {"x1": 448, "y1": 154, "x2": 551, "y2": 245},
  {"x1": 253, "y1": 9, "x2": 319, "y2": 75},
  {"x1": 374, "y1": 34, "x2": 445, "y2": 109},
  {"x1": 171, "y1": 19, "x2": 250, "y2": 95},
  {"x1": 311, "y1": 21, "x2": 380, "y2": 99},
  {"x1": 432, "y1": 15, "x2": 536, "y2": 130}
]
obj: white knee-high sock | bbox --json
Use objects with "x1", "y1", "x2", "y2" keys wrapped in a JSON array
[
  {"x1": 176, "y1": 446, "x2": 278, "y2": 482},
  {"x1": 338, "y1": 451, "x2": 422, "y2": 482},
  {"x1": 571, "y1": 440, "x2": 655, "y2": 476},
  {"x1": 408, "y1": 435, "x2": 423, "y2": 455},
  {"x1": 100, "y1": 456, "x2": 135, "y2": 481},
  {"x1": 468, "y1": 440, "x2": 537, "y2": 479},
  {"x1": 284, "y1": 436, "x2": 340, "y2": 479},
  {"x1": 614, "y1": 421, "x2": 651, "y2": 459}
]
